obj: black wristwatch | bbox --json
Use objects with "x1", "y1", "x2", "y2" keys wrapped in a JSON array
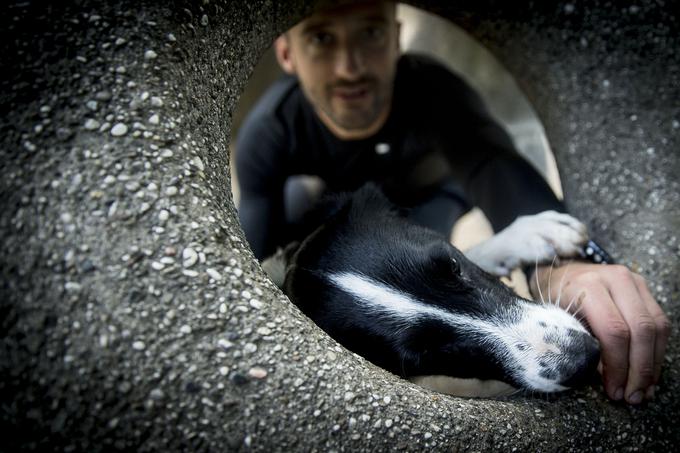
[{"x1": 582, "y1": 239, "x2": 615, "y2": 264}]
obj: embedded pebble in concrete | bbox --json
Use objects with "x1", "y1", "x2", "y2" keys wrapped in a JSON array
[
  {"x1": 182, "y1": 247, "x2": 198, "y2": 267},
  {"x1": 158, "y1": 210, "x2": 169, "y2": 222},
  {"x1": 149, "y1": 389, "x2": 164, "y2": 400},
  {"x1": 144, "y1": 49, "x2": 157, "y2": 60},
  {"x1": 95, "y1": 90, "x2": 112, "y2": 101},
  {"x1": 182, "y1": 269, "x2": 199, "y2": 277},
  {"x1": 247, "y1": 367, "x2": 268, "y2": 379},
  {"x1": 256, "y1": 327, "x2": 271, "y2": 336},
  {"x1": 243, "y1": 343, "x2": 257, "y2": 354},
  {"x1": 206, "y1": 268, "x2": 222, "y2": 281},
  {"x1": 84, "y1": 119, "x2": 100, "y2": 130},
  {"x1": 125, "y1": 181, "x2": 140, "y2": 192},
  {"x1": 217, "y1": 339, "x2": 234, "y2": 350},
  {"x1": 110, "y1": 123, "x2": 128, "y2": 136},
  {"x1": 191, "y1": 157, "x2": 205, "y2": 171}
]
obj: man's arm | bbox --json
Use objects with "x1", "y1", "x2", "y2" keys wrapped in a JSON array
[
  {"x1": 234, "y1": 108, "x2": 289, "y2": 261},
  {"x1": 237, "y1": 189, "x2": 284, "y2": 261},
  {"x1": 427, "y1": 66, "x2": 566, "y2": 230}
]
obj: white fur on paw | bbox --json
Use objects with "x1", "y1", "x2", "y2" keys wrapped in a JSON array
[
  {"x1": 465, "y1": 211, "x2": 588, "y2": 276},
  {"x1": 523, "y1": 211, "x2": 588, "y2": 259}
]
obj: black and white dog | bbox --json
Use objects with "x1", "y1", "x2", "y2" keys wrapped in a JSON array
[{"x1": 266, "y1": 184, "x2": 600, "y2": 397}]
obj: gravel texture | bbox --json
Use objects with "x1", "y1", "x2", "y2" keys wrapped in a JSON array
[{"x1": 1, "y1": 0, "x2": 678, "y2": 451}]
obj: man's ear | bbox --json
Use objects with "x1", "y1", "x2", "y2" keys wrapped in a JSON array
[{"x1": 274, "y1": 35, "x2": 296, "y2": 75}]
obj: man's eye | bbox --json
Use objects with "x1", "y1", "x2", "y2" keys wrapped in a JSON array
[
  {"x1": 310, "y1": 32, "x2": 334, "y2": 46},
  {"x1": 362, "y1": 26, "x2": 385, "y2": 42}
]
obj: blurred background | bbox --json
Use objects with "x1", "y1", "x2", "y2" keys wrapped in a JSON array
[{"x1": 229, "y1": 4, "x2": 564, "y2": 294}]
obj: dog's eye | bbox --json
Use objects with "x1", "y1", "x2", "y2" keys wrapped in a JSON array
[{"x1": 450, "y1": 258, "x2": 461, "y2": 275}]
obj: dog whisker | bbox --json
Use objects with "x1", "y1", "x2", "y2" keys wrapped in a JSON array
[
  {"x1": 510, "y1": 387, "x2": 526, "y2": 399},
  {"x1": 554, "y1": 260, "x2": 573, "y2": 308},
  {"x1": 573, "y1": 312, "x2": 587, "y2": 324},
  {"x1": 534, "y1": 256, "x2": 546, "y2": 305},
  {"x1": 565, "y1": 291, "x2": 586, "y2": 317},
  {"x1": 572, "y1": 305, "x2": 585, "y2": 318},
  {"x1": 564, "y1": 293, "x2": 579, "y2": 313},
  {"x1": 547, "y1": 254, "x2": 558, "y2": 306}
]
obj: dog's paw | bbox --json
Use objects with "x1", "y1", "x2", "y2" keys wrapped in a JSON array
[
  {"x1": 466, "y1": 211, "x2": 588, "y2": 276},
  {"x1": 510, "y1": 210, "x2": 588, "y2": 261}
]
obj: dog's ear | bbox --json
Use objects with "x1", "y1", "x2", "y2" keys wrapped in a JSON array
[{"x1": 346, "y1": 183, "x2": 401, "y2": 220}]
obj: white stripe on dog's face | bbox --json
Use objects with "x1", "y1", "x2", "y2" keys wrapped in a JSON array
[
  {"x1": 328, "y1": 271, "x2": 591, "y2": 393},
  {"x1": 328, "y1": 271, "x2": 467, "y2": 327}
]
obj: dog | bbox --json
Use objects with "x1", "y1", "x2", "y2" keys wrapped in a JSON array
[{"x1": 264, "y1": 183, "x2": 600, "y2": 397}]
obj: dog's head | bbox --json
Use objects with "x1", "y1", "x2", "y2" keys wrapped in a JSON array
[{"x1": 281, "y1": 184, "x2": 600, "y2": 394}]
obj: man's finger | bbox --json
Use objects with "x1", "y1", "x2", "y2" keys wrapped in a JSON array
[
  {"x1": 605, "y1": 266, "x2": 656, "y2": 404},
  {"x1": 633, "y1": 273, "x2": 671, "y2": 385},
  {"x1": 575, "y1": 277, "x2": 630, "y2": 401}
]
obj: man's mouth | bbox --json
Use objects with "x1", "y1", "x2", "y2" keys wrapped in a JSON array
[{"x1": 332, "y1": 83, "x2": 372, "y2": 102}]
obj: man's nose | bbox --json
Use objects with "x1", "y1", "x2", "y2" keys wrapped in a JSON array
[{"x1": 334, "y1": 43, "x2": 364, "y2": 80}]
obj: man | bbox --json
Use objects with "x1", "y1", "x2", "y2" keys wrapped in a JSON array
[{"x1": 235, "y1": 0, "x2": 669, "y2": 405}]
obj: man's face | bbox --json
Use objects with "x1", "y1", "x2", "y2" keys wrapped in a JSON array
[{"x1": 279, "y1": 1, "x2": 400, "y2": 139}]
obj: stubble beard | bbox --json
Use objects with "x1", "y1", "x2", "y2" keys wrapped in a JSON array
[{"x1": 319, "y1": 78, "x2": 391, "y2": 132}]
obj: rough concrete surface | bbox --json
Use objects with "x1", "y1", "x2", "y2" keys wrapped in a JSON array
[{"x1": 1, "y1": 0, "x2": 678, "y2": 451}]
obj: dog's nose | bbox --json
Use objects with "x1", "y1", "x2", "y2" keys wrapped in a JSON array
[{"x1": 560, "y1": 332, "x2": 601, "y2": 389}]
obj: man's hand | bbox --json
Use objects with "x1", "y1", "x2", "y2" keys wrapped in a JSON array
[{"x1": 530, "y1": 262, "x2": 671, "y2": 404}]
